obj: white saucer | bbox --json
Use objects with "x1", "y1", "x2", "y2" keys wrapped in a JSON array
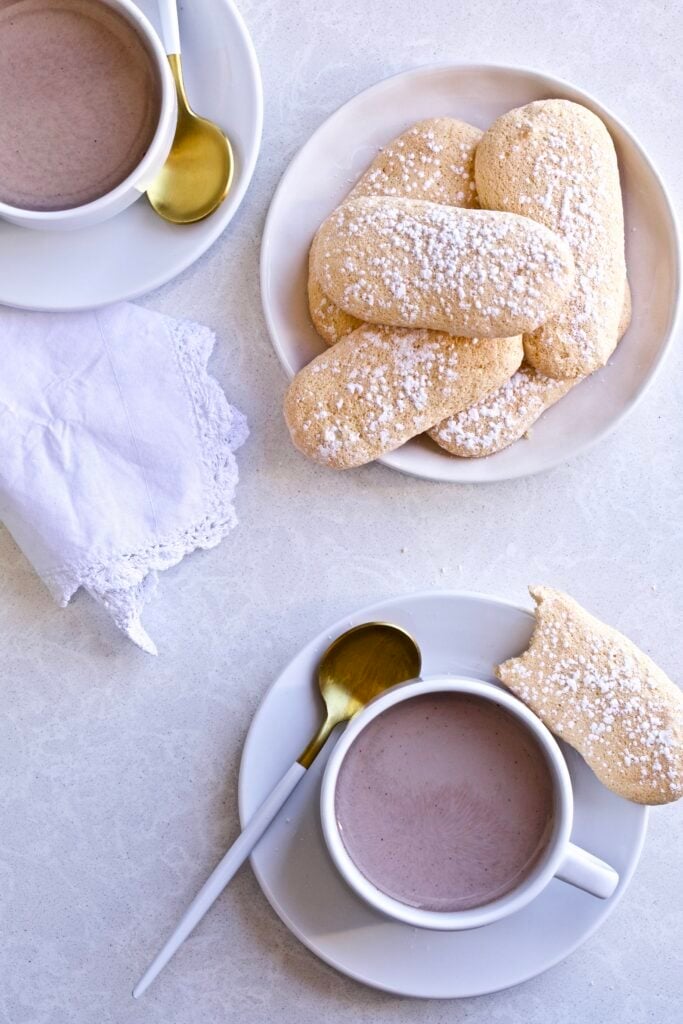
[
  {"x1": 238, "y1": 590, "x2": 648, "y2": 998},
  {"x1": 0, "y1": 0, "x2": 262, "y2": 311},
  {"x1": 260, "y1": 64, "x2": 680, "y2": 483}
]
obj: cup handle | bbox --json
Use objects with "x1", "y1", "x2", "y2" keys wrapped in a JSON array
[{"x1": 554, "y1": 842, "x2": 619, "y2": 899}]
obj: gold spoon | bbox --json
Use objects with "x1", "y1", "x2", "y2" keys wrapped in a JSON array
[
  {"x1": 133, "y1": 621, "x2": 421, "y2": 998},
  {"x1": 298, "y1": 621, "x2": 422, "y2": 765},
  {"x1": 147, "y1": 0, "x2": 234, "y2": 223}
]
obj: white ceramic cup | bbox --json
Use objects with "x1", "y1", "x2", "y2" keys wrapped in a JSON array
[
  {"x1": 0, "y1": 0, "x2": 176, "y2": 231},
  {"x1": 320, "y1": 676, "x2": 620, "y2": 931}
]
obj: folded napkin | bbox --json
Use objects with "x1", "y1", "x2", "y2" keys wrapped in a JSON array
[{"x1": 0, "y1": 303, "x2": 248, "y2": 654}]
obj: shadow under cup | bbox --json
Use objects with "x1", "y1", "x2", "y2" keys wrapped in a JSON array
[{"x1": 320, "y1": 677, "x2": 615, "y2": 931}]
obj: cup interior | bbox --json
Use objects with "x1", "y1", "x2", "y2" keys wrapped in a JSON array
[
  {"x1": 320, "y1": 677, "x2": 573, "y2": 930},
  {"x1": 0, "y1": 0, "x2": 174, "y2": 220}
]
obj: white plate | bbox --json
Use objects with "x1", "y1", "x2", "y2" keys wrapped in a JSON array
[
  {"x1": 238, "y1": 590, "x2": 648, "y2": 999},
  {"x1": 0, "y1": 0, "x2": 262, "y2": 311},
  {"x1": 260, "y1": 64, "x2": 680, "y2": 482}
]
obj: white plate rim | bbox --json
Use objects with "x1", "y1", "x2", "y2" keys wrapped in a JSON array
[
  {"x1": 0, "y1": 0, "x2": 264, "y2": 312},
  {"x1": 238, "y1": 589, "x2": 649, "y2": 998},
  {"x1": 260, "y1": 62, "x2": 681, "y2": 483}
]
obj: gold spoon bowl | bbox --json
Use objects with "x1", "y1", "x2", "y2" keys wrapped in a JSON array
[
  {"x1": 147, "y1": 54, "x2": 234, "y2": 224},
  {"x1": 298, "y1": 621, "x2": 422, "y2": 767}
]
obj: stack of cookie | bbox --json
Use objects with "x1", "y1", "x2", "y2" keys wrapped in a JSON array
[{"x1": 284, "y1": 100, "x2": 630, "y2": 469}]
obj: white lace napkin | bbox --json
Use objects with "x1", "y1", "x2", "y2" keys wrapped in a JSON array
[{"x1": 0, "y1": 303, "x2": 248, "y2": 654}]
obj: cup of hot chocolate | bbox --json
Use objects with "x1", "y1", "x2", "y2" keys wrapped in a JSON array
[
  {"x1": 0, "y1": 0, "x2": 177, "y2": 230},
  {"x1": 320, "y1": 676, "x2": 619, "y2": 930}
]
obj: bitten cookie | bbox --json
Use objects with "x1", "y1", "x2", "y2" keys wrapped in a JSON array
[
  {"x1": 475, "y1": 99, "x2": 626, "y2": 379},
  {"x1": 284, "y1": 328, "x2": 523, "y2": 469},
  {"x1": 497, "y1": 586, "x2": 683, "y2": 805},
  {"x1": 430, "y1": 281, "x2": 632, "y2": 457},
  {"x1": 311, "y1": 197, "x2": 575, "y2": 339},
  {"x1": 309, "y1": 118, "x2": 482, "y2": 345}
]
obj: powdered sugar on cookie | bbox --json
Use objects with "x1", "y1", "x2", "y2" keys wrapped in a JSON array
[
  {"x1": 312, "y1": 197, "x2": 575, "y2": 339},
  {"x1": 475, "y1": 100, "x2": 626, "y2": 379},
  {"x1": 429, "y1": 283, "x2": 631, "y2": 458},
  {"x1": 349, "y1": 118, "x2": 482, "y2": 208},
  {"x1": 284, "y1": 327, "x2": 522, "y2": 468},
  {"x1": 498, "y1": 586, "x2": 683, "y2": 805},
  {"x1": 430, "y1": 365, "x2": 572, "y2": 456},
  {"x1": 309, "y1": 118, "x2": 483, "y2": 348}
]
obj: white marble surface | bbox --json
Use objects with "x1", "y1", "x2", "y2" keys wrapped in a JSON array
[{"x1": 1, "y1": 1, "x2": 682, "y2": 1021}]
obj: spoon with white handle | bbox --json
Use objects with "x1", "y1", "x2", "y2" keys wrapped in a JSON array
[
  {"x1": 147, "y1": 0, "x2": 234, "y2": 223},
  {"x1": 132, "y1": 622, "x2": 421, "y2": 997}
]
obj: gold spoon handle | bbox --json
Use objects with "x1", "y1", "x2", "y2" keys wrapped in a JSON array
[
  {"x1": 167, "y1": 53, "x2": 190, "y2": 114},
  {"x1": 135, "y1": 704, "x2": 345, "y2": 995},
  {"x1": 133, "y1": 761, "x2": 306, "y2": 998},
  {"x1": 157, "y1": 0, "x2": 181, "y2": 56},
  {"x1": 297, "y1": 714, "x2": 338, "y2": 769}
]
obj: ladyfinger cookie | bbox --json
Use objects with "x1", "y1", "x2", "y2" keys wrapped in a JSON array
[
  {"x1": 284, "y1": 327, "x2": 523, "y2": 469},
  {"x1": 497, "y1": 586, "x2": 683, "y2": 805},
  {"x1": 429, "y1": 364, "x2": 572, "y2": 457},
  {"x1": 311, "y1": 197, "x2": 575, "y2": 339},
  {"x1": 475, "y1": 99, "x2": 626, "y2": 379},
  {"x1": 430, "y1": 281, "x2": 632, "y2": 457},
  {"x1": 309, "y1": 118, "x2": 482, "y2": 345},
  {"x1": 348, "y1": 118, "x2": 482, "y2": 207},
  {"x1": 308, "y1": 273, "x2": 363, "y2": 346}
]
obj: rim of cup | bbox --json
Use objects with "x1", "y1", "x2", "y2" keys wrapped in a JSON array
[
  {"x1": 320, "y1": 675, "x2": 574, "y2": 931},
  {"x1": 0, "y1": 0, "x2": 176, "y2": 222}
]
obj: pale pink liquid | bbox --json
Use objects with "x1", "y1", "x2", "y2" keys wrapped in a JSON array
[
  {"x1": 335, "y1": 694, "x2": 555, "y2": 911},
  {"x1": 0, "y1": 0, "x2": 161, "y2": 211}
]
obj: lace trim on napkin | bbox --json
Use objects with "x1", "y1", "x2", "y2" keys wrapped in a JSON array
[{"x1": 41, "y1": 317, "x2": 248, "y2": 655}]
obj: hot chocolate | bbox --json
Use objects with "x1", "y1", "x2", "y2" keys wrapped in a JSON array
[
  {"x1": 335, "y1": 693, "x2": 554, "y2": 911},
  {"x1": 0, "y1": 0, "x2": 161, "y2": 211}
]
